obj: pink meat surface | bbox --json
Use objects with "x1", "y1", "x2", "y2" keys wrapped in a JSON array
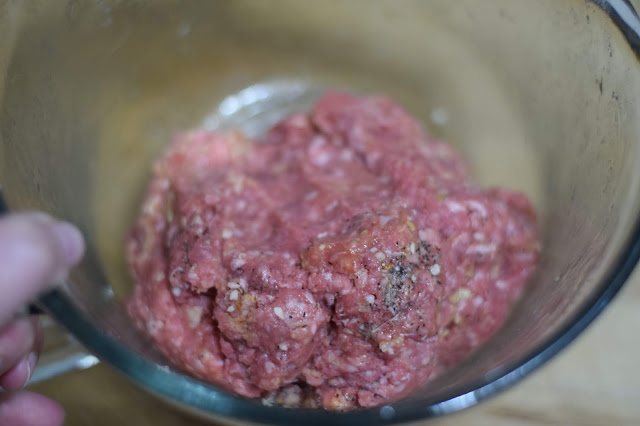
[{"x1": 127, "y1": 92, "x2": 539, "y2": 409}]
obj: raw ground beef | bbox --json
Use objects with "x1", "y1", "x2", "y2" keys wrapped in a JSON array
[{"x1": 127, "y1": 92, "x2": 539, "y2": 410}]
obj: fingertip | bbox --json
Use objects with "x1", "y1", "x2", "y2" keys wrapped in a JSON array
[
  {"x1": 0, "y1": 213, "x2": 85, "y2": 321},
  {"x1": 0, "y1": 318, "x2": 36, "y2": 376},
  {"x1": 0, "y1": 391, "x2": 65, "y2": 426},
  {"x1": 51, "y1": 221, "x2": 85, "y2": 267},
  {"x1": 0, "y1": 356, "x2": 30, "y2": 391}
]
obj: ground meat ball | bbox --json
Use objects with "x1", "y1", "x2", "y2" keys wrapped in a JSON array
[{"x1": 127, "y1": 92, "x2": 539, "y2": 410}]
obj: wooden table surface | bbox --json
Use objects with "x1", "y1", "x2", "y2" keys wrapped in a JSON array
[{"x1": 32, "y1": 268, "x2": 640, "y2": 426}]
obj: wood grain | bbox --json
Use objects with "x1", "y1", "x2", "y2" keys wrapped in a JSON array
[{"x1": 32, "y1": 269, "x2": 640, "y2": 425}]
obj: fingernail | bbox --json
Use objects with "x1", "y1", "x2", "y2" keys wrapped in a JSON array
[
  {"x1": 17, "y1": 358, "x2": 30, "y2": 389},
  {"x1": 51, "y1": 222, "x2": 85, "y2": 266},
  {"x1": 25, "y1": 352, "x2": 37, "y2": 386},
  {"x1": 6, "y1": 357, "x2": 31, "y2": 390},
  {"x1": 28, "y1": 212, "x2": 57, "y2": 224}
]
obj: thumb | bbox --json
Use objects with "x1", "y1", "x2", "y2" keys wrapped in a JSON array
[{"x1": 0, "y1": 213, "x2": 84, "y2": 325}]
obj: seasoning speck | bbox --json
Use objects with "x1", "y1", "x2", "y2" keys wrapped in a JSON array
[
  {"x1": 449, "y1": 287, "x2": 472, "y2": 303},
  {"x1": 186, "y1": 306, "x2": 203, "y2": 328},
  {"x1": 430, "y1": 264, "x2": 441, "y2": 276},
  {"x1": 273, "y1": 307, "x2": 285, "y2": 319}
]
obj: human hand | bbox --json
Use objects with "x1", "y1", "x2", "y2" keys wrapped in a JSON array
[{"x1": 0, "y1": 212, "x2": 84, "y2": 426}]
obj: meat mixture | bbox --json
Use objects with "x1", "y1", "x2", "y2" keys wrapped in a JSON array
[{"x1": 127, "y1": 92, "x2": 539, "y2": 410}]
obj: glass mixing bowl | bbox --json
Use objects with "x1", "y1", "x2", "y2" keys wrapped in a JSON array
[{"x1": 1, "y1": 1, "x2": 640, "y2": 424}]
